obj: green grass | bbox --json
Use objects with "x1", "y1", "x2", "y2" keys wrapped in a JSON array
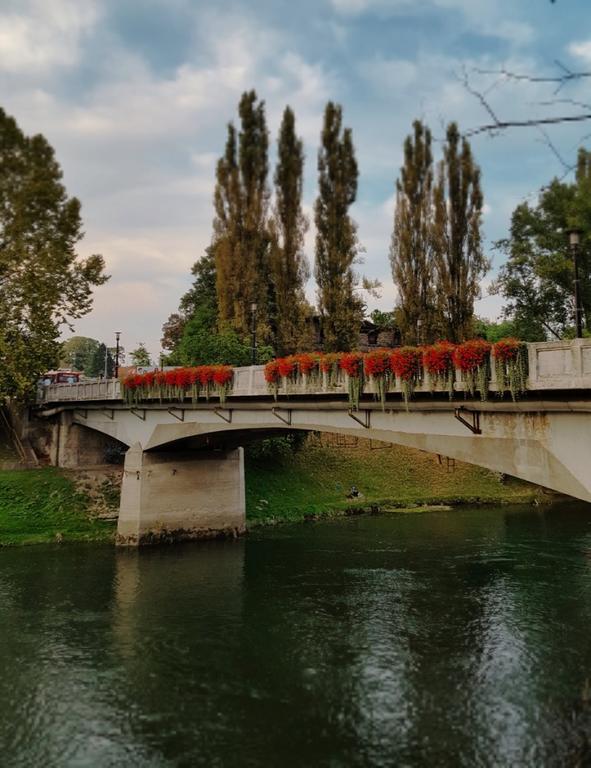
[
  {"x1": 245, "y1": 437, "x2": 539, "y2": 526},
  {"x1": 0, "y1": 468, "x2": 116, "y2": 546}
]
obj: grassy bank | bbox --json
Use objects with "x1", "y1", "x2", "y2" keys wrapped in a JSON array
[
  {"x1": 0, "y1": 468, "x2": 115, "y2": 546},
  {"x1": 0, "y1": 436, "x2": 541, "y2": 546},
  {"x1": 245, "y1": 437, "x2": 539, "y2": 526}
]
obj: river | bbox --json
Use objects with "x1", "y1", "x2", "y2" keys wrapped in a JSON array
[{"x1": 1, "y1": 503, "x2": 591, "y2": 767}]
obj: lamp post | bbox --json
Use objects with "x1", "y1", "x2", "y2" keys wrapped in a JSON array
[
  {"x1": 115, "y1": 332, "x2": 121, "y2": 378},
  {"x1": 250, "y1": 302, "x2": 258, "y2": 365},
  {"x1": 566, "y1": 228, "x2": 584, "y2": 339}
]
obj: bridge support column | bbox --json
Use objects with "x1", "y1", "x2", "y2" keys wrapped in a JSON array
[{"x1": 116, "y1": 443, "x2": 246, "y2": 546}]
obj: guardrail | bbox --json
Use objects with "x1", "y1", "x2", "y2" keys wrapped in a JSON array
[{"x1": 37, "y1": 339, "x2": 591, "y2": 405}]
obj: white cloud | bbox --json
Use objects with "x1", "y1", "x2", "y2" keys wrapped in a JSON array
[
  {"x1": 0, "y1": 0, "x2": 99, "y2": 74},
  {"x1": 568, "y1": 39, "x2": 591, "y2": 64}
]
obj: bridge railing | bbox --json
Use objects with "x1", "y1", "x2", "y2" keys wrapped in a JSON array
[{"x1": 37, "y1": 339, "x2": 591, "y2": 404}]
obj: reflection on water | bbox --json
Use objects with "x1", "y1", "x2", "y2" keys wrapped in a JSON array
[{"x1": 1, "y1": 504, "x2": 591, "y2": 766}]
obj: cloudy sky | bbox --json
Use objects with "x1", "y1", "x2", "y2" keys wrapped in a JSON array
[{"x1": 2, "y1": 0, "x2": 591, "y2": 360}]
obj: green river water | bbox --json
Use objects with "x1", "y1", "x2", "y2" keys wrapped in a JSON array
[{"x1": 1, "y1": 503, "x2": 591, "y2": 767}]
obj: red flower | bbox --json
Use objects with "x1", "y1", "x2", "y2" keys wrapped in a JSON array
[
  {"x1": 364, "y1": 349, "x2": 391, "y2": 377},
  {"x1": 164, "y1": 370, "x2": 177, "y2": 386},
  {"x1": 339, "y1": 352, "x2": 364, "y2": 378},
  {"x1": 213, "y1": 366, "x2": 233, "y2": 386},
  {"x1": 294, "y1": 353, "x2": 317, "y2": 376},
  {"x1": 174, "y1": 368, "x2": 190, "y2": 388},
  {"x1": 198, "y1": 366, "x2": 214, "y2": 386},
  {"x1": 453, "y1": 340, "x2": 491, "y2": 372},
  {"x1": 390, "y1": 347, "x2": 422, "y2": 381},
  {"x1": 277, "y1": 357, "x2": 297, "y2": 378},
  {"x1": 264, "y1": 360, "x2": 280, "y2": 384},
  {"x1": 493, "y1": 338, "x2": 522, "y2": 363},
  {"x1": 423, "y1": 342, "x2": 456, "y2": 375}
]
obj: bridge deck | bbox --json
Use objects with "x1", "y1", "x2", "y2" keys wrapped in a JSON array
[{"x1": 37, "y1": 339, "x2": 591, "y2": 406}]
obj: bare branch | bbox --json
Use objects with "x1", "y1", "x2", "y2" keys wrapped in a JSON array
[{"x1": 465, "y1": 112, "x2": 591, "y2": 138}]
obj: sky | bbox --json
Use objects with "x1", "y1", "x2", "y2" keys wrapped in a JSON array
[{"x1": 1, "y1": 0, "x2": 591, "y2": 362}]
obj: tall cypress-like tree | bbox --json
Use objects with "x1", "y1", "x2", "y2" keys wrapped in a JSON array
[
  {"x1": 270, "y1": 107, "x2": 309, "y2": 355},
  {"x1": 390, "y1": 120, "x2": 436, "y2": 345},
  {"x1": 213, "y1": 91, "x2": 271, "y2": 344},
  {"x1": 314, "y1": 102, "x2": 362, "y2": 351},
  {"x1": 432, "y1": 123, "x2": 487, "y2": 342}
]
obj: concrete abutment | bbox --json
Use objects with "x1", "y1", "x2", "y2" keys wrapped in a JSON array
[{"x1": 116, "y1": 444, "x2": 246, "y2": 546}]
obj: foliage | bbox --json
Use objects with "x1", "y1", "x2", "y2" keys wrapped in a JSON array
[
  {"x1": 339, "y1": 352, "x2": 364, "y2": 409},
  {"x1": 493, "y1": 149, "x2": 591, "y2": 340},
  {"x1": 390, "y1": 121, "x2": 438, "y2": 344},
  {"x1": 214, "y1": 91, "x2": 272, "y2": 345},
  {"x1": 369, "y1": 309, "x2": 396, "y2": 330},
  {"x1": 129, "y1": 343, "x2": 151, "y2": 367},
  {"x1": 473, "y1": 317, "x2": 519, "y2": 343},
  {"x1": 60, "y1": 336, "x2": 100, "y2": 374},
  {"x1": 123, "y1": 365, "x2": 234, "y2": 405},
  {"x1": 0, "y1": 108, "x2": 108, "y2": 401},
  {"x1": 453, "y1": 339, "x2": 491, "y2": 400},
  {"x1": 269, "y1": 107, "x2": 310, "y2": 355},
  {"x1": 314, "y1": 102, "x2": 364, "y2": 351},
  {"x1": 363, "y1": 349, "x2": 391, "y2": 409},
  {"x1": 176, "y1": 319, "x2": 272, "y2": 367},
  {"x1": 492, "y1": 339, "x2": 528, "y2": 401},
  {"x1": 390, "y1": 346, "x2": 422, "y2": 405},
  {"x1": 423, "y1": 341, "x2": 456, "y2": 398},
  {"x1": 432, "y1": 123, "x2": 488, "y2": 342},
  {"x1": 89, "y1": 343, "x2": 114, "y2": 378}
]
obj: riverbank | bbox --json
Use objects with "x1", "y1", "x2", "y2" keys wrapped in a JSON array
[
  {"x1": 0, "y1": 468, "x2": 115, "y2": 546},
  {"x1": 244, "y1": 437, "x2": 541, "y2": 527},
  {"x1": 0, "y1": 437, "x2": 544, "y2": 546}
]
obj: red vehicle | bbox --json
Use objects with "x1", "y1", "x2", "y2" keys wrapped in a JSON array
[{"x1": 41, "y1": 370, "x2": 82, "y2": 385}]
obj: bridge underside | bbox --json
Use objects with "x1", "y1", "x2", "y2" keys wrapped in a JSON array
[{"x1": 40, "y1": 401, "x2": 591, "y2": 545}]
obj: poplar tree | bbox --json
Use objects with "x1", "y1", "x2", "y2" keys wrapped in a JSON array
[
  {"x1": 314, "y1": 102, "x2": 362, "y2": 351},
  {"x1": 270, "y1": 107, "x2": 309, "y2": 355},
  {"x1": 390, "y1": 120, "x2": 436, "y2": 344},
  {"x1": 213, "y1": 91, "x2": 271, "y2": 345},
  {"x1": 432, "y1": 123, "x2": 487, "y2": 342}
]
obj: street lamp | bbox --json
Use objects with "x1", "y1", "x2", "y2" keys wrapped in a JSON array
[
  {"x1": 566, "y1": 228, "x2": 584, "y2": 339},
  {"x1": 115, "y1": 332, "x2": 121, "y2": 378},
  {"x1": 250, "y1": 302, "x2": 258, "y2": 365}
]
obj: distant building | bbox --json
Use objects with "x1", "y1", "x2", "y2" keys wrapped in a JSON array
[{"x1": 307, "y1": 316, "x2": 401, "y2": 351}]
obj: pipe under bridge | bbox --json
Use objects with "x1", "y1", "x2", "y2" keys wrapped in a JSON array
[{"x1": 35, "y1": 339, "x2": 591, "y2": 545}]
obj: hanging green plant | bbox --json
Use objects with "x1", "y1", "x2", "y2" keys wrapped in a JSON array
[
  {"x1": 339, "y1": 352, "x2": 364, "y2": 409},
  {"x1": 492, "y1": 338, "x2": 528, "y2": 401},
  {"x1": 453, "y1": 340, "x2": 491, "y2": 401},
  {"x1": 390, "y1": 346, "x2": 422, "y2": 406}
]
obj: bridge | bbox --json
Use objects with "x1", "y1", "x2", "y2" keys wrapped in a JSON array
[{"x1": 33, "y1": 339, "x2": 591, "y2": 545}]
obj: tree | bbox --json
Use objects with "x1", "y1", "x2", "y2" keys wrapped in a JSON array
[
  {"x1": 130, "y1": 343, "x2": 151, "y2": 367},
  {"x1": 432, "y1": 123, "x2": 488, "y2": 342},
  {"x1": 176, "y1": 322, "x2": 273, "y2": 367},
  {"x1": 60, "y1": 336, "x2": 100, "y2": 374},
  {"x1": 269, "y1": 107, "x2": 310, "y2": 355},
  {"x1": 88, "y1": 343, "x2": 114, "y2": 378},
  {"x1": 390, "y1": 121, "x2": 437, "y2": 345},
  {"x1": 0, "y1": 108, "x2": 108, "y2": 400},
  {"x1": 314, "y1": 102, "x2": 363, "y2": 351},
  {"x1": 493, "y1": 149, "x2": 591, "y2": 339},
  {"x1": 161, "y1": 246, "x2": 218, "y2": 358},
  {"x1": 213, "y1": 91, "x2": 272, "y2": 346}
]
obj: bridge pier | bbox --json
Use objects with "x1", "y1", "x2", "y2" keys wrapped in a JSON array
[{"x1": 116, "y1": 443, "x2": 246, "y2": 546}]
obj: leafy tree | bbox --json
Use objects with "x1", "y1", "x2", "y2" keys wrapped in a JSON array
[
  {"x1": 130, "y1": 343, "x2": 151, "y2": 367},
  {"x1": 0, "y1": 108, "x2": 108, "y2": 400},
  {"x1": 473, "y1": 317, "x2": 518, "y2": 342},
  {"x1": 493, "y1": 149, "x2": 591, "y2": 340},
  {"x1": 214, "y1": 91, "x2": 272, "y2": 345},
  {"x1": 60, "y1": 336, "x2": 100, "y2": 374},
  {"x1": 88, "y1": 343, "x2": 114, "y2": 378},
  {"x1": 432, "y1": 123, "x2": 488, "y2": 342},
  {"x1": 176, "y1": 321, "x2": 273, "y2": 367},
  {"x1": 314, "y1": 102, "x2": 364, "y2": 351},
  {"x1": 160, "y1": 313, "x2": 185, "y2": 354},
  {"x1": 390, "y1": 121, "x2": 437, "y2": 344},
  {"x1": 269, "y1": 107, "x2": 310, "y2": 355},
  {"x1": 369, "y1": 309, "x2": 396, "y2": 330}
]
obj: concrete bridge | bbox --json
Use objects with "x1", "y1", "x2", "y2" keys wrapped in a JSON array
[{"x1": 34, "y1": 339, "x2": 591, "y2": 545}]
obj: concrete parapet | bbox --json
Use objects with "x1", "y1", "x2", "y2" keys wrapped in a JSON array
[{"x1": 117, "y1": 444, "x2": 245, "y2": 546}]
